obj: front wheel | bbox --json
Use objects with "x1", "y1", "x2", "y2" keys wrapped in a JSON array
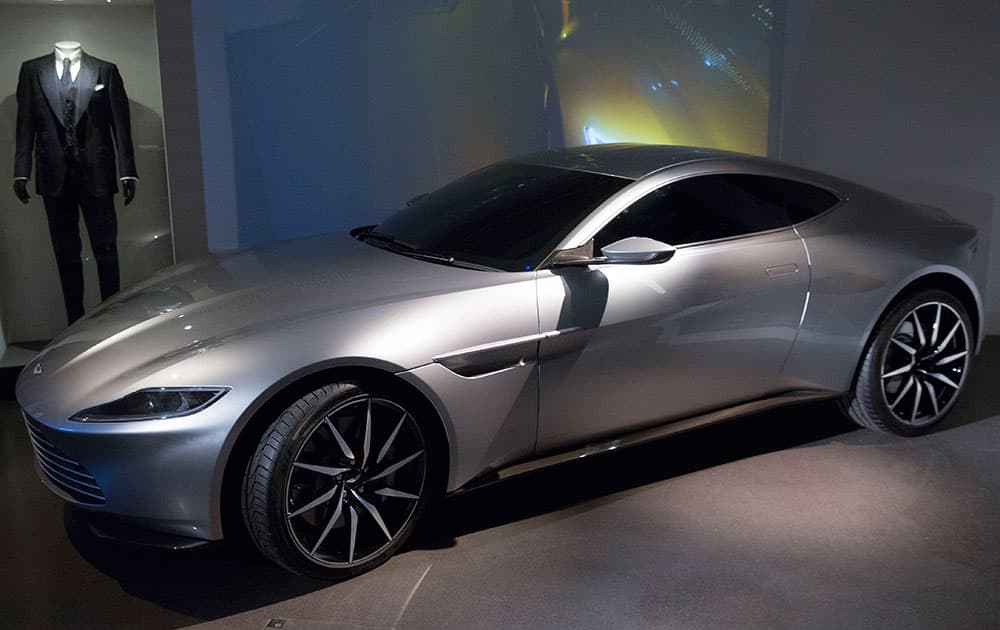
[
  {"x1": 242, "y1": 383, "x2": 433, "y2": 579},
  {"x1": 843, "y1": 290, "x2": 973, "y2": 436}
]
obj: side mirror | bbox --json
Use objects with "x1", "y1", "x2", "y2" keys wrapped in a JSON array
[
  {"x1": 550, "y1": 236, "x2": 676, "y2": 267},
  {"x1": 600, "y1": 237, "x2": 676, "y2": 264}
]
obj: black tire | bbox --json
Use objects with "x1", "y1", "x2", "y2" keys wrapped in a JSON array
[
  {"x1": 242, "y1": 382, "x2": 437, "y2": 579},
  {"x1": 842, "y1": 289, "x2": 973, "y2": 436}
]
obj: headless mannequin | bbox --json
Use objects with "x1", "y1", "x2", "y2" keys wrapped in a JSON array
[
  {"x1": 13, "y1": 41, "x2": 139, "y2": 324},
  {"x1": 12, "y1": 42, "x2": 137, "y2": 205}
]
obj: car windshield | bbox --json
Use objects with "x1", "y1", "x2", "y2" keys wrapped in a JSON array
[{"x1": 366, "y1": 162, "x2": 632, "y2": 271}]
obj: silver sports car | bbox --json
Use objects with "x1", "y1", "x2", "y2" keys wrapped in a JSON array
[{"x1": 17, "y1": 145, "x2": 983, "y2": 579}]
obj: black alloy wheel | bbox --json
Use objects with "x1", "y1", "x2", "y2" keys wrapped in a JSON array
[
  {"x1": 844, "y1": 290, "x2": 972, "y2": 436},
  {"x1": 243, "y1": 383, "x2": 433, "y2": 579}
]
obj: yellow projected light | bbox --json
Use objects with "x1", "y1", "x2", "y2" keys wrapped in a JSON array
[
  {"x1": 552, "y1": 4, "x2": 770, "y2": 156},
  {"x1": 575, "y1": 98, "x2": 677, "y2": 147}
]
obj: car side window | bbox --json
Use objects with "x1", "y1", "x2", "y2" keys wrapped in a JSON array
[
  {"x1": 594, "y1": 174, "x2": 840, "y2": 250},
  {"x1": 720, "y1": 174, "x2": 841, "y2": 224},
  {"x1": 775, "y1": 178, "x2": 841, "y2": 224}
]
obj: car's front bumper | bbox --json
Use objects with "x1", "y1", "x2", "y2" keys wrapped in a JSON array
[{"x1": 19, "y1": 408, "x2": 230, "y2": 541}]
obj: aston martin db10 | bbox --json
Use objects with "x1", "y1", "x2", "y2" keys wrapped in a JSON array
[{"x1": 17, "y1": 144, "x2": 983, "y2": 578}]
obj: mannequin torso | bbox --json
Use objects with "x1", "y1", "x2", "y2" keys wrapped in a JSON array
[
  {"x1": 13, "y1": 42, "x2": 137, "y2": 203},
  {"x1": 12, "y1": 40, "x2": 142, "y2": 324}
]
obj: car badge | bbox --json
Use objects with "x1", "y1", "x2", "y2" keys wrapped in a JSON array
[{"x1": 33, "y1": 363, "x2": 43, "y2": 375}]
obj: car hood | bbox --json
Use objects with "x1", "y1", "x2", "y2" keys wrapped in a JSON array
[{"x1": 27, "y1": 231, "x2": 495, "y2": 385}]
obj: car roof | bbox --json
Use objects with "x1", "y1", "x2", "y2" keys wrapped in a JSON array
[{"x1": 514, "y1": 143, "x2": 761, "y2": 180}]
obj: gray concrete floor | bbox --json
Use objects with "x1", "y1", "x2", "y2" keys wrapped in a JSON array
[{"x1": 2, "y1": 340, "x2": 999, "y2": 629}]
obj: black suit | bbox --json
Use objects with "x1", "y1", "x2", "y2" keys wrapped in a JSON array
[
  {"x1": 15, "y1": 52, "x2": 137, "y2": 195},
  {"x1": 14, "y1": 53, "x2": 137, "y2": 324}
]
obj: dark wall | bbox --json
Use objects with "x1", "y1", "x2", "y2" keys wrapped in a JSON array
[
  {"x1": 780, "y1": 0, "x2": 1000, "y2": 332},
  {"x1": 216, "y1": 1, "x2": 557, "y2": 247}
]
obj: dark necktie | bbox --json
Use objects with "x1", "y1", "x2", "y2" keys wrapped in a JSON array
[
  {"x1": 61, "y1": 58, "x2": 78, "y2": 161},
  {"x1": 61, "y1": 57, "x2": 71, "y2": 87}
]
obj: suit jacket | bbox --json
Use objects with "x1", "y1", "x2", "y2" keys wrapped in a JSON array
[{"x1": 14, "y1": 52, "x2": 137, "y2": 197}]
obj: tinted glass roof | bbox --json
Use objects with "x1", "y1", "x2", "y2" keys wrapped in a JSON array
[{"x1": 515, "y1": 144, "x2": 758, "y2": 180}]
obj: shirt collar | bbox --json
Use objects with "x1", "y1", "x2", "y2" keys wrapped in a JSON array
[{"x1": 55, "y1": 48, "x2": 82, "y2": 65}]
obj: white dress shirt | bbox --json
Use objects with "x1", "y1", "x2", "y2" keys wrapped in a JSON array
[{"x1": 55, "y1": 46, "x2": 82, "y2": 82}]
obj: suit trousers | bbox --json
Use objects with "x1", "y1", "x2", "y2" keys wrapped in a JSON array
[{"x1": 42, "y1": 161, "x2": 120, "y2": 325}]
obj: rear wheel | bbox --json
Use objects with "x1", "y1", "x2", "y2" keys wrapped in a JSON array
[
  {"x1": 242, "y1": 382, "x2": 433, "y2": 579},
  {"x1": 844, "y1": 290, "x2": 972, "y2": 435}
]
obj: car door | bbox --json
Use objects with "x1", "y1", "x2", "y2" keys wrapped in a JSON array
[{"x1": 534, "y1": 170, "x2": 811, "y2": 452}]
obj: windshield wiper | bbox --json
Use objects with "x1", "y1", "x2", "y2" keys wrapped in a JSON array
[
  {"x1": 356, "y1": 229, "x2": 438, "y2": 257},
  {"x1": 354, "y1": 229, "x2": 399, "y2": 246},
  {"x1": 355, "y1": 228, "x2": 500, "y2": 271}
]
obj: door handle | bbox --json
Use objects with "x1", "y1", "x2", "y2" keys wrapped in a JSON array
[{"x1": 765, "y1": 264, "x2": 799, "y2": 277}]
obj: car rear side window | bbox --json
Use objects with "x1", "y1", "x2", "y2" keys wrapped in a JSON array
[
  {"x1": 594, "y1": 174, "x2": 840, "y2": 250},
  {"x1": 774, "y1": 178, "x2": 841, "y2": 224},
  {"x1": 719, "y1": 174, "x2": 841, "y2": 224}
]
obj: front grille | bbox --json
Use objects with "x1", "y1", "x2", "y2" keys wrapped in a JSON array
[{"x1": 23, "y1": 415, "x2": 106, "y2": 505}]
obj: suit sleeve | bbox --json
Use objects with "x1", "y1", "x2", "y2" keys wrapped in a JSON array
[
  {"x1": 14, "y1": 62, "x2": 35, "y2": 180},
  {"x1": 108, "y1": 64, "x2": 138, "y2": 180}
]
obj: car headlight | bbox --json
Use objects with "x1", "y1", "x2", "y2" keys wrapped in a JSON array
[{"x1": 70, "y1": 387, "x2": 229, "y2": 422}]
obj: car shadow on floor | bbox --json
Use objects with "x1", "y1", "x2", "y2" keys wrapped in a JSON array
[
  {"x1": 62, "y1": 401, "x2": 859, "y2": 622},
  {"x1": 64, "y1": 507, "x2": 330, "y2": 621},
  {"x1": 409, "y1": 401, "x2": 860, "y2": 550}
]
